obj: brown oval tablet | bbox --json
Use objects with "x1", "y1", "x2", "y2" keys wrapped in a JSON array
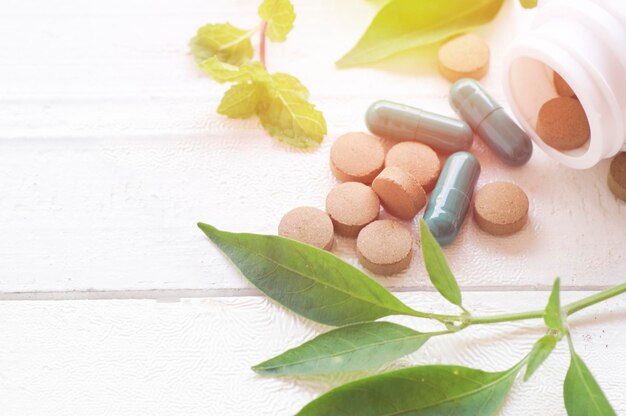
[
  {"x1": 438, "y1": 33, "x2": 490, "y2": 83},
  {"x1": 278, "y1": 207, "x2": 334, "y2": 250},
  {"x1": 326, "y1": 182, "x2": 380, "y2": 237},
  {"x1": 356, "y1": 220, "x2": 413, "y2": 276},
  {"x1": 330, "y1": 132, "x2": 385, "y2": 184},
  {"x1": 473, "y1": 182, "x2": 529, "y2": 236},
  {"x1": 608, "y1": 152, "x2": 626, "y2": 202},
  {"x1": 372, "y1": 167, "x2": 427, "y2": 220},
  {"x1": 554, "y1": 72, "x2": 576, "y2": 98},
  {"x1": 385, "y1": 142, "x2": 441, "y2": 192},
  {"x1": 536, "y1": 97, "x2": 590, "y2": 151}
]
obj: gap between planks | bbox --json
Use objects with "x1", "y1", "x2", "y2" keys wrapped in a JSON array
[{"x1": 0, "y1": 284, "x2": 613, "y2": 302}]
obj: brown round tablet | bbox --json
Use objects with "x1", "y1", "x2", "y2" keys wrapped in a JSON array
[
  {"x1": 356, "y1": 220, "x2": 413, "y2": 276},
  {"x1": 473, "y1": 182, "x2": 529, "y2": 236},
  {"x1": 326, "y1": 182, "x2": 380, "y2": 237},
  {"x1": 438, "y1": 33, "x2": 490, "y2": 83},
  {"x1": 330, "y1": 132, "x2": 385, "y2": 184},
  {"x1": 278, "y1": 207, "x2": 334, "y2": 250},
  {"x1": 385, "y1": 142, "x2": 441, "y2": 192},
  {"x1": 608, "y1": 152, "x2": 626, "y2": 202},
  {"x1": 536, "y1": 97, "x2": 590, "y2": 151},
  {"x1": 372, "y1": 167, "x2": 427, "y2": 220},
  {"x1": 554, "y1": 72, "x2": 576, "y2": 98}
]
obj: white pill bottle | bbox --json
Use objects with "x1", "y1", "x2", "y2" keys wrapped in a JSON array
[{"x1": 503, "y1": 0, "x2": 626, "y2": 169}]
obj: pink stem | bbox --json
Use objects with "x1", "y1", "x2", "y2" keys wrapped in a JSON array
[{"x1": 260, "y1": 21, "x2": 268, "y2": 68}]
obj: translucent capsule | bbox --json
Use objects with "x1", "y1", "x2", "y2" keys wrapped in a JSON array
[
  {"x1": 423, "y1": 152, "x2": 481, "y2": 246},
  {"x1": 450, "y1": 79, "x2": 533, "y2": 166},
  {"x1": 365, "y1": 100, "x2": 473, "y2": 153}
]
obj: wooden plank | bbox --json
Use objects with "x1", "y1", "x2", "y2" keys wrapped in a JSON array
[{"x1": 0, "y1": 292, "x2": 624, "y2": 415}]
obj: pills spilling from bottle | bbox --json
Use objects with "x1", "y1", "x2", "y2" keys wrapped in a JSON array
[
  {"x1": 330, "y1": 132, "x2": 385, "y2": 184},
  {"x1": 438, "y1": 33, "x2": 490, "y2": 83},
  {"x1": 326, "y1": 182, "x2": 380, "y2": 237},
  {"x1": 372, "y1": 167, "x2": 427, "y2": 221},
  {"x1": 356, "y1": 220, "x2": 413, "y2": 276},
  {"x1": 536, "y1": 97, "x2": 590, "y2": 151},
  {"x1": 385, "y1": 142, "x2": 441, "y2": 192},
  {"x1": 278, "y1": 207, "x2": 335, "y2": 250},
  {"x1": 608, "y1": 152, "x2": 626, "y2": 202},
  {"x1": 473, "y1": 182, "x2": 529, "y2": 236}
]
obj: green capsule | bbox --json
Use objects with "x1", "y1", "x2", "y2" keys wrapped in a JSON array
[
  {"x1": 365, "y1": 100, "x2": 473, "y2": 153},
  {"x1": 450, "y1": 79, "x2": 532, "y2": 166},
  {"x1": 423, "y1": 151, "x2": 481, "y2": 246}
]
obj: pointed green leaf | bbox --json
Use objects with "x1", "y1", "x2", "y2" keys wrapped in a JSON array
[
  {"x1": 419, "y1": 219, "x2": 462, "y2": 307},
  {"x1": 519, "y1": 0, "x2": 538, "y2": 9},
  {"x1": 544, "y1": 278, "x2": 565, "y2": 332},
  {"x1": 524, "y1": 334, "x2": 558, "y2": 381},
  {"x1": 564, "y1": 344, "x2": 616, "y2": 416},
  {"x1": 297, "y1": 361, "x2": 523, "y2": 415},
  {"x1": 198, "y1": 224, "x2": 423, "y2": 326},
  {"x1": 199, "y1": 57, "x2": 251, "y2": 83},
  {"x1": 258, "y1": 0, "x2": 296, "y2": 42},
  {"x1": 336, "y1": 0, "x2": 504, "y2": 68},
  {"x1": 218, "y1": 83, "x2": 261, "y2": 119},
  {"x1": 253, "y1": 322, "x2": 432, "y2": 375},
  {"x1": 190, "y1": 23, "x2": 254, "y2": 66},
  {"x1": 257, "y1": 73, "x2": 326, "y2": 148}
]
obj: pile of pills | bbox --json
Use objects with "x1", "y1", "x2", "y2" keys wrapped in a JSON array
[{"x1": 276, "y1": 32, "x2": 535, "y2": 276}]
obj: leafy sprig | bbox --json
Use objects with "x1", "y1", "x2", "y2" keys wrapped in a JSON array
[
  {"x1": 190, "y1": 0, "x2": 326, "y2": 149},
  {"x1": 199, "y1": 219, "x2": 623, "y2": 415}
]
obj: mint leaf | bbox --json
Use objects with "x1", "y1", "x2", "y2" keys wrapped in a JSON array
[
  {"x1": 564, "y1": 340, "x2": 616, "y2": 415},
  {"x1": 258, "y1": 0, "x2": 296, "y2": 42},
  {"x1": 218, "y1": 83, "x2": 261, "y2": 119},
  {"x1": 253, "y1": 322, "x2": 432, "y2": 375},
  {"x1": 524, "y1": 334, "x2": 558, "y2": 381},
  {"x1": 199, "y1": 57, "x2": 251, "y2": 83},
  {"x1": 337, "y1": 0, "x2": 504, "y2": 68},
  {"x1": 190, "y1": 23, "x2": 254, "y2": 65},
  {"x1": 257, "y1": 73, "x2": 326, "y2": 148},
  {"x1": 419, "y1": 219, "x2": 463, "y2": 307},
  {"x1": 544, "y1": 277, "x2": 565, "y2": 333}
]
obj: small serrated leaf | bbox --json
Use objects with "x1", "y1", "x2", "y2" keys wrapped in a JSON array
[
  {"x1": 253, "y1": 322, "x2": 431, "y2": 375},
  {"x1": 218, "y1": 83, "x2": 261, "y2": 119},
  {"x1": 544, "y1": 278, "x2": 565, "y2": 332},
  {"x1": 258, "y1": 0, "x2": 296, "y2": 42},
  {"x1": 524, "y1": 334, "x2": 557, "y2": 381},
  {"x1": 199, "y1": 57, "x2": 251, "y2": 83},
  {"x1": 419, "y1": 219, "x2": 463, "y2": 307},
  {"x1": 190, "y1": 23, "x2": 254, "y2": 66},
  {"x1": 564, "y1": 340, "x2": 616, "y2": 415},
  {"x1": 519, "y1": 0, "x2": 538, "y2": 9},
  {"x1": 268, "y1": 72, "x2": 309, "y2": 99}
]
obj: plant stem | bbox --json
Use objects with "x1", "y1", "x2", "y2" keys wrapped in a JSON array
[
  {"x1": 260, "y1": 21, "x2": 268, "y2": 68},
  {"x1": 564, "y1": 282, "x2": 626, "y2": 316},
  {"x1": 469, "y1": 309, "x2": 544, "y2": 325}
]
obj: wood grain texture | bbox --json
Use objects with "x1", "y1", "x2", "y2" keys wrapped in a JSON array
[
  {"x1": 0, "y1": 292, "x2": 624, "y2": 415},
  {"x1": 0, "y1": 0, "x2": 624, "y2": 294}
]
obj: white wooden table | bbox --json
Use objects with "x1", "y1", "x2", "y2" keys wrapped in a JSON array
[{"x1": 0, "y1": 0, "x2": 624, "y2": 414}]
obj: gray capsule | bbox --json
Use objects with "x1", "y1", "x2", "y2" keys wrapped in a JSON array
[
  {"x1": 365, "y1": 100, "x2": 473, "y2": 153},
  {"x1": 423, "y1": 152, "x2": 481, "y2": 246},
  {"x1": 449, "y1": 79, "x2": 532, "y2": 166}
]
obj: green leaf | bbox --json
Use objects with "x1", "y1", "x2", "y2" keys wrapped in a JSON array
[
  {"x1": 519, "y1": 0, "x2": 538, "y2": 9},
  {"x1": 268, "y1": 72, "x2": 309, "y2": 99},
  {"x1": 336, "y1": 0, "x2": 504, "y2": 68},
  {"x1": 297, "y1": 361, "x2": 523, "y2": 415},
  {"x1": 198, "y1": 224, "x2": 422, "y2": 326},
  {"x1": 218, "y1": 83, "x2": 261, "y2": 119},
  {"x1": 253, "y1": 322, "x2": 432, "y2": 376},
  {"x1": 524, "y1": 334, "x2": 557, "y2": 381},
  {"x1": 419, "y1": 219, "x2": 462, "y2": 307},
  {"x1": 257, "y1": 73, "x2": 326, "y2": 148},
  {"x1": 199, "y1": 57, "x2": 251, "y2": 83},
  {"x1": 564, "y1": 342, "x2": 616, "y2": 416},
  {"x1": 258, "y1": 0, "x2": 296, "y2": 42},
  {"x1": 190, "y1": 23, "x2": 254, "y2": 66},
  {"x1": 544, "y1": 278, "x2": 565, "y2": 332}
]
